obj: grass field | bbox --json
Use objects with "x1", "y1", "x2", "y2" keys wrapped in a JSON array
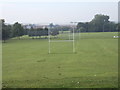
[{"x1": 2, "y1": 32, "x2": 118, "y2": 88}]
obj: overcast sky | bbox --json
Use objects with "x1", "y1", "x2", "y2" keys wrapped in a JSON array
[{"x1": 0, "y1": 0, "x2": 119, "y2": 24}]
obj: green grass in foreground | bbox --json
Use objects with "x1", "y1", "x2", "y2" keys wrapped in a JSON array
[{"x1": 2, "y1": 32, "x2": 118, "y2": 88}]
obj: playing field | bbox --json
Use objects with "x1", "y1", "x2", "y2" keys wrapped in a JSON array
[{"x1": 2, "y1": 32, "x2": 118, "y2": 88}]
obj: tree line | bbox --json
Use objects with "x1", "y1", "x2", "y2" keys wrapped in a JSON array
[
  {"x1": 1, "y1": 20, "x2": 60, "y2": 42},
  {"x1": 1, "y1": 20, "x2": 27, "y2": 42},
  {"x1": 1, "y1": 14, "x2": 119, "y2": 42},
  {"x1": 76, "y1": 14, "x2": 119, "y2": 32},
  {"x1": 28, "y1": 28, "x2": 48, "y2": 39}
]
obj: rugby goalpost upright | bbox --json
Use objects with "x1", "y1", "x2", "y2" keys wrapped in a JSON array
[{"x1": 48, "y1": 22, "x2": 77, "y2": 54}]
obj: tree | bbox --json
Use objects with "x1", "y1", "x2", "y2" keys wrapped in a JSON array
[
  {"x1": 76, "y1": 14, "x2": 116, "y2": 32},
  {"x1": 77, "y1": 22, "x2": 87, "y2": 32},
  {"x1": 28, "y1": 28, "x2": 48, "y2": 39},
  {"x1": 51, "y1": 29, "x2": 59, "y2": 36},
  {"x1": 90, "y1": 14, "x2": 109, "y2": 32},
  {"x1": 61, "y1": 26, "x2": 71, "y2": 31},
  {"x1": 12, "y1": 22, "x2": 24, "y2": 39},
  {"x1": 42, "y1": 27, "x2": 48, "y2": 37},
  {"x1": 79, "y1": 27, "x2": 86, "y2": 32},
  {"x1": 108, "y1": 22, "x2": 117, "y2": 32},
  {"x1": 1, "y1": 19, "x2": 11, "y2": 42}
]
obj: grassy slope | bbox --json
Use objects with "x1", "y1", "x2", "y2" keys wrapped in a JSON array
[{"x1": 2, "y1": 32, "x2": 118, "y2": 88}]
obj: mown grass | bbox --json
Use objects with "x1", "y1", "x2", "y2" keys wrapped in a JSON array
[{"x1": 2, "y1": 32, "x2": 118, "y2": 88}]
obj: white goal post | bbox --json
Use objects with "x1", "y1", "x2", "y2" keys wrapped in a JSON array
[{"x1": 48, "y1": 22, "x2": 77, "y2": 54}]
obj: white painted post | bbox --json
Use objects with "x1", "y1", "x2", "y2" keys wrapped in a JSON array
[
  {"x1": 48, "y1": 27, "x2": 51, "y2": 54},
  {"x1": 69, "y1": 30, "x2": 71, "y2": 40},
  {"x1": 73, "y1": 26, "x2": 75, "y2": 53},
  {"x1": 79, "y1": 29, "x2": 80, "y2": 40},
  {"x1": 0, "y1": 20, "x2": 2, "y2": 90},
  {"x1": 70, "y1": 22, "x2": 77, "y2": 53}
]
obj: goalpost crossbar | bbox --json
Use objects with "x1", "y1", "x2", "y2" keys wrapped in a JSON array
[{"x1": 49, "y1": 40, "x2": 74, "y2": 42}]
